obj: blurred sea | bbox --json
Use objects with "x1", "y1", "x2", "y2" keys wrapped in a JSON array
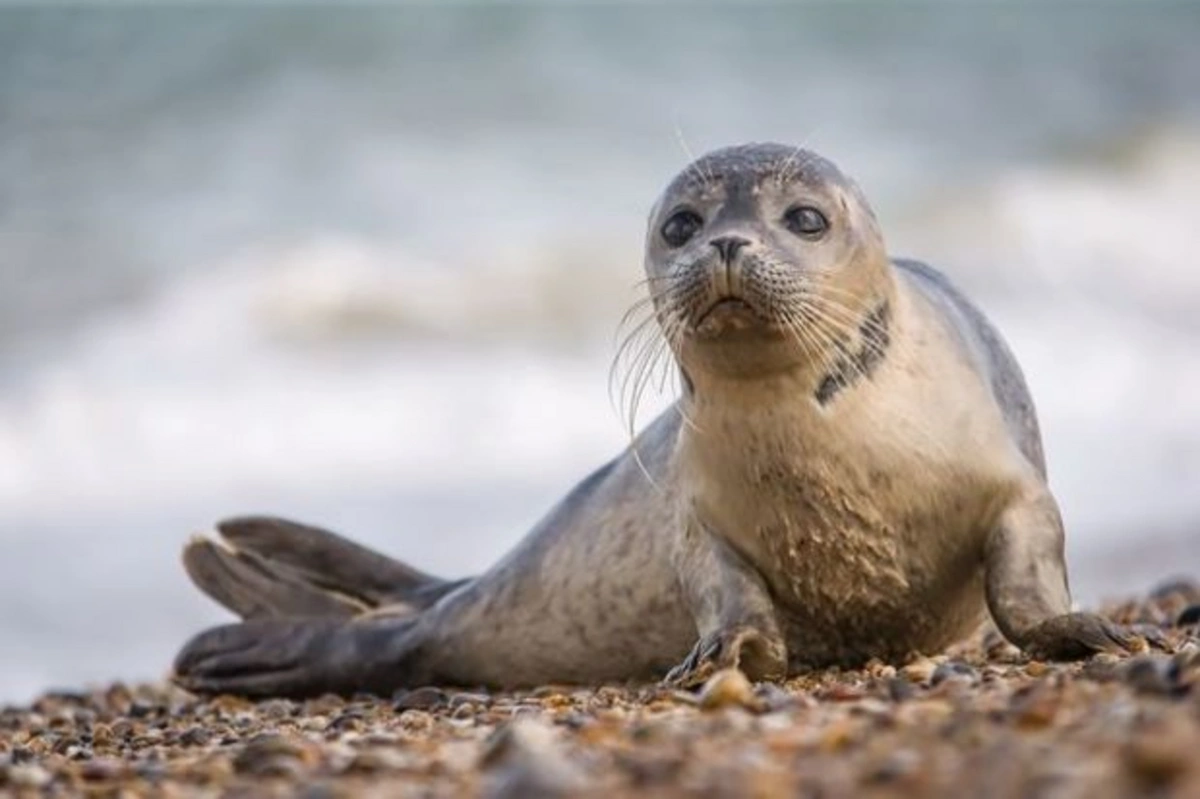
[{"x1": 2, "y1": 5, "x2": 1199, "y2": 702}]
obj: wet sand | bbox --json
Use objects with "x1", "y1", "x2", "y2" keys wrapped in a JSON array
[{"x1": 1, "y1": 582, "x2": 1198, "y2": 798}]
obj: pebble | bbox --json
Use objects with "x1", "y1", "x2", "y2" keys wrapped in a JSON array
[
  {"x1": 451, "y1": 691, "x2": 492, "y2": 709},
  {"x1": 1124, "y1": 721, "x2": 1195, "y2": 788},
  {"x1": 79, "y1": 757, "x2": 127, "y2": 781},
  {"x1": 1150, "y1": 577, "x2": 1200, "y2": 602},
  {"x1": 0, "y1": 587, "x2": 1198, "y2": 797},
  {"x1": 177, "y1": 725, "x2": 212, "y2": 746},
  {"x1": 900, "y1": 658, "x2": 937, "y2": 684},
  {"x1": 1177, "y1": 604, "x2": 1200, "y2": 627},
  {"x1": 231, "y1": 733, "x2": 311, "y2": 777},
  {"x1": 1123, "y1": 655, "x2": 1186, "y2": 697},
  {"x1": 887, "y1": 678, "x2": 916, "y2": 702},
  {"x1": 697, "y1": 669, "x2": 764, "y2": 712},
  {"x1": 344, "y1": 747, "x2": 412, "y2": 774},
  {"x1": 1024, "y1": 661, "x2": 1051, "y2": 677},
  {"x1": 127, "y1": 700, "x2": 156, "y2": 719},
  {"x1": 480, "y1": 718, "x2": 585, "y2": 798},
  {"x1": 1011, "y1": 685, "x2": 1061, "y2": 728},
  {"x1": 452, "y1": 702, "x2": 480, "y2": 720},
  {"x1": 392, "y1": 686, "x2": 449, "y2": 711},
  {"x1": 755, "y1": 683, "x2": 797, "y2": 712},
  {"x1": 258, "y1": 699, "x2": 299, "y2": 720},
  {"x1": 930, "y1": 661, "x2": 978, "y2": 686}
]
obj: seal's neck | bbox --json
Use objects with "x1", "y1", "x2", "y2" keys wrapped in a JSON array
[{"x1": 678, "y1": 286, "x2": 897, "y2": 423}]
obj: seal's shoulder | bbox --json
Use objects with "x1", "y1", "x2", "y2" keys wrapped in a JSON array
[{"x1": 893, "y1": 258, "x2": 1047, "y2": 476}]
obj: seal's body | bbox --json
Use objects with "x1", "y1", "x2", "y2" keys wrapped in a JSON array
[{"x1": 174, "y1": 144, "x2": 1129, "y2": 698}]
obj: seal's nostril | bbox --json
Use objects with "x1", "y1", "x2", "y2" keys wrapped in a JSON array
[{"x1": 709, "y1": 235, "x2": 750, "y2": 264}]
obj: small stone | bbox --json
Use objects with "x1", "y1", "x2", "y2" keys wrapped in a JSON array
[
  {"x1": 900, "y1": 658, "x2": 937, "y2": 684},
  {"x1": 1011, "y1": 685, "x2": 1060, "y2": 728},
  {"x1": 4, "y1": 763, "x2": 51, "y2": 788},
  {"x1": 258, "y1": 699, "x2": 298, "y2": 720},
  {"x1": 8, "y1": 746, "x2": 34, "y2": 765},
  {"x1": 1080, "y1": 657, "x2": 1122, "y2": 682},
  {"x1": 1024, "y1": 661, "x2": 1050, "y2": 677},
  {"x1": 1123, "y1": 655, "x2": 1185, "y2": 697},
  {"x1": 452, "y1": 702, "x2": 479, "y2": 720},
  {"x1": 450, "y1": 691, "x2": 492, "y2": 709},
  {"x1": 862, "y1": 659, "x2": 891, "y2": 678},
  {"x1": 91, "y1": 724, "x2": 114, "y2": 748},
  {"x1": 480, "y1": 718, "x2": 585, "y2": 798},
  {"x1": 1150, "y1": 577, "x2": 1200, "y2": 602},
  {"x1": 822, "y1": 683, "x2": 866, "y2": 701},
  {"x1": 344, "y1": 747, "x2": 411, "y2": 773},
  {"x1": 866, "y1": 748, "x2": 921, "y2": 783},
  {"x1": 558, "y1": 711, "x2": 590, "y2": 730},
  {"x1": 66, "y1": 744, "x2": 94, "y2": 760},
  {"x1": 298, "y1": 784, "x2": 346, "y2": 799},
  {"x1": 232, "y1": 733, "x2": 310, "y2": 777},
  {"x1": 755, "y1": 683, "x2": 797, "y2": 712},
  {"x1": 930, "y1": 661, "x2": 978, "y2": 686},
  {"x1": 818, "y1": 718, "x2": 859, "y2": 752},
  {"x1": 396, "y1": 709, "x2": 435, "y2": 732},
  {"x1": 1177, "y1": 604, "x2": 1200, "y2": 627},
  {"x1": 1124, "y1": 724, "x2": 1194, "y2": 787},
  {"x1": 325, "y1": 709, "x2": 365, "y2": 732},
  {"x1": 128, "y1": 700, "x2": 156, "y2": 719},
  {"x1": 392, "y1": 686, "x2": 448, "y2": 712},
  {"x1": 886, "y1": 677, "x2": 916, "y2": 702},
  {"x1": 697, "y1": 669, "x2": 764, "y2": 712},
  {"x1": 79, "y1": 757, "x2": 127, "y2": 781},
  {"x1": 178, "y1": 726, "x2": 211, "y2": 747}
]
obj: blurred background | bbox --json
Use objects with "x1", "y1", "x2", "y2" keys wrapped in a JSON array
[{"x1": 2, "y1": 4, "x2": 1199, "y2": 702}]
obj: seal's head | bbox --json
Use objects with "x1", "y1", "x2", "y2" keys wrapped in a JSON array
[{"x1": 645, "y1": 143, "x2": 892, "y2": 380}]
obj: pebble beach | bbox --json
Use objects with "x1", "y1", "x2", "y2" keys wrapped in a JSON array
[{"x1": 2, "y1": 581, "x2": 1198, "y2": 798}]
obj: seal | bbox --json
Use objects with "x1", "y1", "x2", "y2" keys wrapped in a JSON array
[{"x1": 172, "y1": 143, "x2": 1134, "y2": 698}]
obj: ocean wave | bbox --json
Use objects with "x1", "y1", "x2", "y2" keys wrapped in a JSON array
[{"x1": 1, "y1": 128, "x2": 1198, "y2": 544}]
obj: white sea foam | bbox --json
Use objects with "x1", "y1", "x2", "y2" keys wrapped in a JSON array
[{"x1": 3, "y1": 132, "x2": 1197, "y2": 543}]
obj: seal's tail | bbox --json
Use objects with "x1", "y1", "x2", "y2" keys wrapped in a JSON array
[{"x1": 182, "y1": 516, "x2": 462, "y2": 621}]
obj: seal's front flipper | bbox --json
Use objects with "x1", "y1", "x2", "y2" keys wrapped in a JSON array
[
  {"x1": 1021, "y1": 612, "x2": 1134, "y2": 660},
  {"x1": 183, "y1": 537, "x2": 368, "y2": 620},
  {"x1": 985, "y1": 489, "x2": 1134, "y2": 660},
  {"x1": 664, "y1": 624, "x2": 786, "y2": 687},
  {"x1": 172, "y1": 616, "x2": 426, "y2": 699},
  {"x1": 664, "y1": 526, "x2": 787, "y2": 688}
]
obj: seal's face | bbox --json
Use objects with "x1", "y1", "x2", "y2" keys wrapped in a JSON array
[{"x1": 644, "y1": 143, "x2": 890, "y2": 378}]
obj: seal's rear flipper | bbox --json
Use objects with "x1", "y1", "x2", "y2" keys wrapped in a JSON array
[
  {"x1": 215, "y1": 516, "x2": 439, "y2": 603},
  {"x1": 172, "y1": 615, "x2": 427, "y2": 698},
  {"x1": 183, "y1": 536, "x2": 369, "y2": 620},
  {"x1": 183, "y1": 515, "x2": 459, "y2": 621}
]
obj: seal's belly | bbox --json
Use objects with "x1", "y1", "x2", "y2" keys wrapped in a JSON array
[
  {"x1": 772, "y1": 543, "x2": 987, "y2": 667},
  {"x1": 734, "y1": 477, "x2": 992, "y2": 667}
]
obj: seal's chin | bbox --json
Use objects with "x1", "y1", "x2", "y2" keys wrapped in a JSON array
[{"x1": 693, "y1": 297, "x2": 768, "y2": 337}]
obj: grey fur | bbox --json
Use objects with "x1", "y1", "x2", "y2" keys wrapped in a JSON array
[{"x1": 172, "y1": 144, "x2": 1132, "y2": 698}]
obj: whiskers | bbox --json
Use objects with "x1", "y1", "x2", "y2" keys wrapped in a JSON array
[
  {"x1": 609, "y1": 275, "x2": 702, "y2": 488},
  {"x1": 672, "y1": 116, "x2": 716, "y2": 190}
]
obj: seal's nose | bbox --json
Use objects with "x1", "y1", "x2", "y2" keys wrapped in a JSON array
[{"x1": 709, "y1": 235, "x2": 750, "y2": 265}]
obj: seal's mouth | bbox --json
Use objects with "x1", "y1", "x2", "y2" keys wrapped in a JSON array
[{"x1": 694, "y1": 297, "x2": 764, "y2": 335}]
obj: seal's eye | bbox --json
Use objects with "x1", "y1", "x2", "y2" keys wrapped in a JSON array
[
  {"x1": 661, "y1": 210, "x2": 704, "y2": 248},
  {"x1": 783, "y1": 206, "x2": 829, "y2": 238}
]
